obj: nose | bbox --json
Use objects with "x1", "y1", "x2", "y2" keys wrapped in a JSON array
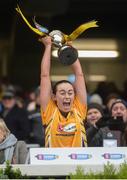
[
  {"x1": 117, "y1": 108, "x2": 122, "y2": 114},
  {"x1": 90, "y1": 113, "x2": 96, "y2": 118},
  {"x1": 65, "y1": 93, "x2": 70, "y2": 98}
]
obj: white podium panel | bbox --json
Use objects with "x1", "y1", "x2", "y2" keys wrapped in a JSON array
[{"x1": 30, "y1": 147, "x2": 127, "y2": 165}]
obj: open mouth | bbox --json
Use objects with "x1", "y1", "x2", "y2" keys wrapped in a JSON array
[
  {"x1": 63, "y1": 102, "x2": 71, "y2": 107},
  {"x1": 91, "y1": 119, "x2": 96, "y2": 121}
]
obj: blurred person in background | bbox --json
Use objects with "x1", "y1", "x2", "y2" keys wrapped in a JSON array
[
  {"x1": 89, "y1": 93, "x2": 103, "y2": 106},
  {"x1": 104, "y1": 93, "x2": 120, "y2": 115},
  {"x1": 86, "y1": 103, "x2": 104, "y2": 129},
  {"x1": 86, "y1": 99, "x2": 127, "y2": 147},
  {"x1": 86, "y1": 103, "x2": 106, "y2": 146},
  {"x1": 26, "y1": 87, "x2": 37, "y2": 111},
  {"x1": 28, "y1": 87, "x2": 45, "y2": 146},
  {"x1": 93, "y1": 81, "x2": 120, "y2": 105},
  {"x1": 0, "y1": 118, "x2": 28, "y2": 164},
  {"x1": 110, "y1": 99, "x2": 127, "y2": 123},
  {"x1": 0, "y1": 90, "x2": 30, "y2": 142},
  {"x1": 121, "y1": 79, "x2": 127, "y2": 101}
]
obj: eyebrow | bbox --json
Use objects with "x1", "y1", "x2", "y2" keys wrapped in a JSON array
[
  {"x1": 113, "y1": 105, "x2": 126, "y2": 109},
  {"x1": 58, "y1": 89, "x2": 74, "y2": 93}
]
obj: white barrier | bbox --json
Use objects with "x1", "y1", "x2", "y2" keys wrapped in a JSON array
[
  {"x1": 30, "y1": 147, "x2": 127, "y2": 166},
  {"x1": 0, "y1": 147, "x2": 127, "y2": 176}
]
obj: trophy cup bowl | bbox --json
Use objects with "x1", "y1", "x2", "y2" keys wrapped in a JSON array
[
  {"x1": 49, "y1": 30, "x2": 78, "y2": 65},
  {"x1": 58, "y1": 45, "x2": 78, "y2": 66}
]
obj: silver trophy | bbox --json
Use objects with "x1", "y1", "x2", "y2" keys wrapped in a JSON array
[
  {"x1": 16, "y1": 5, "x2": 98, "y2": 65},
  {"x1": 49, "y1": 30, "x2": 78, "y2": 65}
]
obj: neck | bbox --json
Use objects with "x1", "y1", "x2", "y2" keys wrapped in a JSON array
[{"x1": 60, "y1": 110, "x2": 69, "y2": 118}]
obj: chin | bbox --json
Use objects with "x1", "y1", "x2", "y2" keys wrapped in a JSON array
[
  {"x1": 64, "y1": 109, "x2": 70, "y2": 113},
  {"x1": 62, "y1": 107, "x2": 71, "y2": 113}
]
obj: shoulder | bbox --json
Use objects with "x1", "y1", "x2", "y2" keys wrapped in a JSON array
[
  {"x1": 41, "y1": 99, "x2": 57, "y2": 124},
  {"x1": 14, "y1": 140, "x2": 28, "y2": 155},
  {"x1": 73, "y1": 96, "x2": 87, "y2": 117},
  {"x1": 14, "y1": 141, "x2": 28, "y2": 153},
  {"x1": 16, "y1": 140, "x2": 27, "y2": 148},
  {"x1": 11, "y1": 105, "x2": 26, "y2": 114},
  {"x1": 13, "y1": 141, "x2": 28, "y2": 164}
]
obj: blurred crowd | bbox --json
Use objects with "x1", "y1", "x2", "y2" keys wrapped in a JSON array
[
  {"x1": 0, "y1": 76, "x2": 127, "y2": 163},
  {"x1": 0, "y1": 76, "x2": 45, "y2": 147}
]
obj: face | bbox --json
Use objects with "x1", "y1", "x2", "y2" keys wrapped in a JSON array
[
  {"x1": 0, "y1": 129, "x2": 6, "y2": 143},
  {"x1": 87, "y1": 108, "x2": 102, "y2": 125},
  {"x1": 111, "y1": 103, "x2": 127, "y2": 123},
  {"x1": 54, "y1": 82, "x2": 75, "y2": 112},
  {"x1": 2, "y1": 97, "x2": 16, "y2": 109},
  {"x1": 29, "y1": 92, "x2": 36, "y2": 101}
]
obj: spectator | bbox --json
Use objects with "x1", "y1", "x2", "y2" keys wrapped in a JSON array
[
  {"x1": 28, "y1": 87, "x2": 45, "y2": 146},
  {"x1": 122, "y1": 79, "x2": 127, "y2": 101},
  {"x1": 110, "y1": 99, "x2": 127, "y2": 123},
  {"x1": 0, "y1": 118, "x2": 28, "y2": 164},
  {"x1": 104, "y1": 93, "x2": 120, "y2": 115},
  {"x1": 89, "y1": 94, "x2": 103, "y2": 106},
  {"x1": 87, "y1": 99, "x2": 127, "y2": 147},
  {"x1": 86, "y1": 103, "x2": 106, "y2": 146},
  {"x1": 86, "y1": 103, "x2": 104, "y2": 129},
  {"x1": 0, "y1": 90, "x2": 30, "y2": 142},
  {"x1": 26, "y1": 87, "x2": 37, "y2": 111}
]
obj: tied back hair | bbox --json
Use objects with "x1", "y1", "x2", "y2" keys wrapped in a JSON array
[{"x1": 52, "y1": 80, "x2": 74, "y2": 95}]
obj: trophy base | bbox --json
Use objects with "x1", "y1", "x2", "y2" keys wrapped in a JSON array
[{"x1": 58, "y1": 45, "x2": 78, "y2": 65}]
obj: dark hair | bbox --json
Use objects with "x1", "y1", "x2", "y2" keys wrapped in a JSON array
[
  {"x1": 52, "y1": 80, "x2": 74, "y2": 95},
  {"x1": 2, "y1": 90, "x2": 15, "y2": 99},
  {"x1": 105, "y1": 93, "x2": 120, "y2": 105},
  {"x1": 110, "y1": 98, "x2": 127, "y2": 112},
  {"x1": 88, "y1": 103, "x2": 104, "y2": 116}
]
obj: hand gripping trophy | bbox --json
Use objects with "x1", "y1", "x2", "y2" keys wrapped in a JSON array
[{"x1": 16, "y1": 5, "x2": 98, "y2": 65}]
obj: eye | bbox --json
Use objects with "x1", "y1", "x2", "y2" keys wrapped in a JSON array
[
  {"x1": 60, "y1": 92, "x2": 65, "y2": 96},
  {"x1": 113, "y1": 107, "x2": 117, "y2": 111},
  {"x1": 68, "y1": 90, "x2": 74, "y2": 95},
  {"x1": 120, "y1": 107, "x2": 126, "y2": 111}
]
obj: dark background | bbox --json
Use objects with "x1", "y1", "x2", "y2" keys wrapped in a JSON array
[{"x1": 0, "y1": 0, "x2": 127, "y2": 91}]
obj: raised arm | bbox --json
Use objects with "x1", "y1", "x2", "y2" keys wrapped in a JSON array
[
  {"x1": 39, "y1": 36, "x2": 52, "y2": 111},
  {"x1": 71, "y1": 58, "x2": 87, "y2": 105}
]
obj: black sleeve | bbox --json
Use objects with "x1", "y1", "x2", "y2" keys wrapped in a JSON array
[
  {"x1": 86, "y1": 126, "x2": 99, "y2": 145},
  {"x1": 86, "y1": 126, "x2": 104, "y2": 147},
  {"x1": 17, "y1": 108, "x2": 31, "y2": 141}
]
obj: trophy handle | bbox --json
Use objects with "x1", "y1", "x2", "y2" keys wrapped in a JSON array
[{"x1": 66, "y1": 20, "x2": 98, "y2": 41}]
